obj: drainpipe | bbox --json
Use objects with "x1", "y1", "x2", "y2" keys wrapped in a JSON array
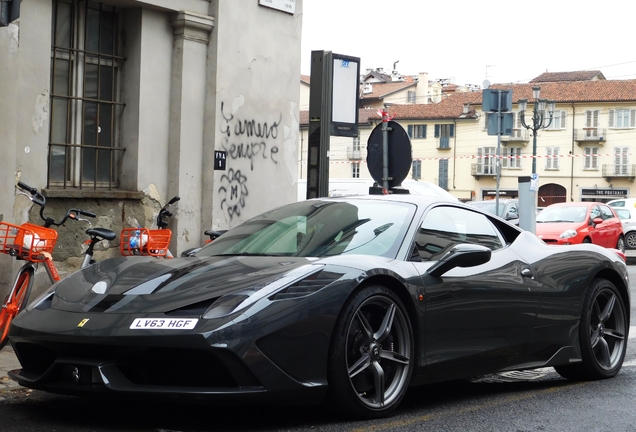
[
  {"x1": 571, "y1": 103, "x2": 575, "y2": 201},
  {"x1": 453, "y1": 119, "x2": 457, "y2": 189}
]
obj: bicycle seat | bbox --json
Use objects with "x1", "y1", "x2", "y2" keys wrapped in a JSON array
[{"x1": 87, "y1": 228, "x2": 117, "y2": 241}]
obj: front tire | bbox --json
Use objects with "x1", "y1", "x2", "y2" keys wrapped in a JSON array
[
  {"x1": 327, "y1": 285, "x2": 413, "y2": 419},
  {"x1": 555, "y1": 278, "x2": 628, "y2": 380},
  {"x1": 616, "y1": 235, "x2": 625, "y2": 253}
]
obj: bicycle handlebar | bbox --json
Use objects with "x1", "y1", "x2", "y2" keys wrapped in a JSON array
[
  {"x1": 16, "y1": 182, "x2": 96, "y2": 228},
  {"x1": 156, "y1": 196, "x2": 180, "y2": 229}
]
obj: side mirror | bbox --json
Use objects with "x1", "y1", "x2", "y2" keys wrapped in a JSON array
[
  {"x1": 592, "y1": 217, "x2": 603, "y2": 227},
  {"x1": 426, "y1": 243, "x2": 492, "y2": 278}
]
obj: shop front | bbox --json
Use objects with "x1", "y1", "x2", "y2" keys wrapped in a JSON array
[{"x1": 580, "y1": 187, "x2": 629, "y2": 203}]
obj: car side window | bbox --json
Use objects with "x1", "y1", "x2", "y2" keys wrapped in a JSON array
[
  {"x1": 599, "y1": 205, "x2": 615, "y2": 220},
  {"x1": 508, "y1": 203, "x2": 519, "y2": 217},
  {"x1": 590, "y1": 206, "x2": 601, "y2": 220},
  {"x1": 415, "y1": 206, "x2": 504, "y2": 261}
]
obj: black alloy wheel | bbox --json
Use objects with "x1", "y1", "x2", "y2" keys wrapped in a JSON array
[
  {"x1": 555, "y1": 278, "x2": 628, "y2": 380},
  {"x1": 327, "y1": 285, "x2": 413, "y2": 419}
]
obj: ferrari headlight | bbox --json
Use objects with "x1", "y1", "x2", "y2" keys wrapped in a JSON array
[
  {"x1": 203, "y1": 264, "x2": 327, "y2": 319},
  {"x1": 559, "y1": 229, "x2": 577, "y2": 239}
]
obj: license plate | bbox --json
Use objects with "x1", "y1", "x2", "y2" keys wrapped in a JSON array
[{"x1": 130, "y1": 318, "x2": 198, "y2": 330}]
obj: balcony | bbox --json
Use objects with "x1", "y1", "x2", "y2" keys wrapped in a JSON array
[
  {"x1": 575, "y1": 128, "x2": 606, "y2": 145},
  {"x1": 471, "y1": 163, "x2": 497, "y2": 179},
  {"x1": 347, "y1": 146, "x2": 363, "y2": 160},
  {"x1": 501, "y1": 129, "x2": 529, "y2": 145},
  {"x1": 602, "y1": 164, "x2": 636, "y2": 182}
]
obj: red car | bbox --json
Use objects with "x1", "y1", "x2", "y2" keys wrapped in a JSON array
[{"x1": 536, "y1": 202, "x2": 625, "y2": 251}]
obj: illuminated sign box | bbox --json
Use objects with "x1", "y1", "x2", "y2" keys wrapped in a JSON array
[{"x1": 331, "y1": 54, "x2": 360, "y2": 138}]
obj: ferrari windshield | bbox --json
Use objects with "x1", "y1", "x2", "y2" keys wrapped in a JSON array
[{"x1": 196, "y1": 199, "x2": 416, "y2": 258}]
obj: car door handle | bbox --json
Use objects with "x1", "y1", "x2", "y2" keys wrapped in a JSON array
[{"x1": 521, "y1": 268, "x2": 534, "y2": 278}]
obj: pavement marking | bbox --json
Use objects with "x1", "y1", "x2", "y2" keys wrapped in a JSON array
[{"x1": 630, "y1": 326, "x2": 636, "y2": 339}]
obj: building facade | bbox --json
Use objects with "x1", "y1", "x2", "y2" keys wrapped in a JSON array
[
  {"x1": 299, "y1": 73, "x2": 636, "y2": 204},
  {"x1": 0, "y1": 0, "x2": 303, "y2": 293}
]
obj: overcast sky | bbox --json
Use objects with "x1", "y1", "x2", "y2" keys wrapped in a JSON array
[{"x1": 300, "y1": 0, "x2": 636, "y2": 86}]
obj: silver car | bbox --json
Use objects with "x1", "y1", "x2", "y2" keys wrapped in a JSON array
[{"x1": 614, "y1": 207, "x2": 636, "y2": 249}]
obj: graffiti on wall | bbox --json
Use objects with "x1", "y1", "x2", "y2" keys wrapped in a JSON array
[
  {"x1": 218, "y1": 100, "x2": 282, "y2": 221},
  {"x1": 218, "y1": 168, "x2": 248, "y2": 220},
  {"x1": 220, "y1": 101, "x2": 281, "y2": 171}
]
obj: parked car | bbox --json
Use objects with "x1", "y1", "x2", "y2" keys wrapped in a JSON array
[
  {"x1": 607, "y1": 198, "x2": 636, "y2": 209},
  {"x1": 613, "y1": 207, "x2": 636, "y2": 249},
  {"x1": 396, "y1": 180, "x2": 459, "y2": 201},
  {"x1": 466, "y1": 199, "x2": 519, "y2": 225},
  {"x1": 8, "y1": 196, "x2": 630, "y2": 419},
  {"x1": 536, "y1": 202, "x2": 625, "y2": 251}
]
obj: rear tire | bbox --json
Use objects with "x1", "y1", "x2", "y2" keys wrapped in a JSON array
[
  {"x1": 555, "y1": 278, "x2": 628, "y2": 380},
  {"x1": 327, "y1": 285, "x2": 413, "y2": 419},
  {"x1": 625, "y1": 231, "x2": 636, "y2": 249},
  {"x1": 0, "y1": 268, "x2": 34, "y2": 350}
]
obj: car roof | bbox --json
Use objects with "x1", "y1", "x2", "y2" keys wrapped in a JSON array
[
  {"x1": 321, "y1": 193, "x2": 455, "y2": 205},
  {"x1": 469, "y1": 199, "x2": 517, "y2": 204},
  {"x1": 545, "y1": 201, "x2": 604, "y2": 207}
]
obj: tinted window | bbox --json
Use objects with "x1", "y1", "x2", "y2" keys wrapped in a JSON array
[
  {"x1": 415, "y1": 206, "x2": 503, "y2": 261},
  {"x1": 196, "y1": 199, "x2": 416, "y2": 259}
]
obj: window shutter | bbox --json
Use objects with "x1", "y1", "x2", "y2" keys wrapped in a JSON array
[
  {"x1": 546, "y1": 147, "x2": 553, "y2": 169},
  {"x1": 434, "y1": 124, "x2": 440, "y2": 138},
  {"x1": 449, "y1": 124, "x2": 455, "y2": 137},
  {"x1": 439, "y1": 159, "x2": 448, "y2": 189},
  {"x1": 609, "y1": 109, "x2": 615, "y2": 128},
  {"x1": 631, "y1": 109, "x2": 636, "y2": 127},
  {"x1": 408, "y1": 125, "x2": 413, "y2": 138},
  {"x1": 560, "y1": 111, "x2": 566, "y2": 128},
  {"x1": 423, "y1": 125, "x2": 427, "y2": 139},
  {"x1": 477, "y1": 147, "x2": 483, "y2": 172},
  {"x1": 554, "y1": 147, "x2": 560, "y2": 168}
]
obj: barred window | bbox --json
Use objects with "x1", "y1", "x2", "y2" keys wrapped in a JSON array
[{"x1": 49, "y1": 0, "x2": 125, "y2": 189}]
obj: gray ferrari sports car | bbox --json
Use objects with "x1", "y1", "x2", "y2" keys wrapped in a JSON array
[{"x1": 7, "y1": 195, "x2": 631, "y2": 419}]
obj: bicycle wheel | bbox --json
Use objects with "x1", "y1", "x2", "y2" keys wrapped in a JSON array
[{"x1": 0, "y1": 267, "x2": 35, "y2": 350}]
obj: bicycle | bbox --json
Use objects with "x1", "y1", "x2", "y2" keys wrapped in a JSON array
[
  {"x1": 120, "y1": 196, "x2": 180, "y2": 258},
  {"x1": 181, "y1": 229, "x2": 227, "y2": 257},
  {"x1": 0, "y1": 181, "x2": 116, "y2": 349}
]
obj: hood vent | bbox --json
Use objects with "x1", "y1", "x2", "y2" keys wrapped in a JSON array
[{"x1": 165, "y1": 297, "x2": 219, "y2": 317}]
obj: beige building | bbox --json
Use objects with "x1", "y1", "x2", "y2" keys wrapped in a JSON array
[
  {"x1": 299, "y1": 71, "x2": 636, "y2": 204},
  {"x1": 0, "y1": 0, "x2": 303, "y2": 293}
]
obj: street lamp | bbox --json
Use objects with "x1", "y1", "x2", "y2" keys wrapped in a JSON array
[{"x1": 518, "y1": 86, "x2": 556, "y2": 175}]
